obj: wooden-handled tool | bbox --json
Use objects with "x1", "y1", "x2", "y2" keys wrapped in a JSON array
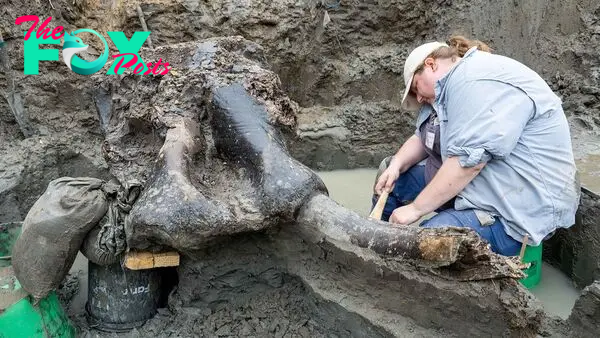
[
  {"x1": 369, "y1": 190, "x2": 389, "y2": 220},
  {"x1": 518, "y1": 234, "x2": 529, "y2": 261}
]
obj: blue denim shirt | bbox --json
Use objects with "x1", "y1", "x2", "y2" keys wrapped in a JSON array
[{"x1": 415, "y1": 48, "x2": 580, "y2": 245}]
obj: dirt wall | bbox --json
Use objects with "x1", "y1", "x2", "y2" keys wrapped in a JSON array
[
  {"x1": 435, "y1": 0, "x2": 600, "y2": 159},
  {"x1": 544, "y1": 188, "x2": 600, "y2": 289},
  {"x1": 2, "y1": 0, "x2": 599, "y2": 217}
]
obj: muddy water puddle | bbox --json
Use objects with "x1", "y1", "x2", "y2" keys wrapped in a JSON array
[
  {"x1": 317, "y1": 168, "x2": 581, "y2": 319},
  {"x1": 576, "y1": 153, "x2": 600, "y2": 194}
]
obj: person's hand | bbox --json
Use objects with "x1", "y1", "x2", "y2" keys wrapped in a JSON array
[
  {"x1": 390, "y1": 204, "x2": 422, "y2": 225},
  {"x1": 375, "y1": 166, "x2": 400, "y2": 195}
]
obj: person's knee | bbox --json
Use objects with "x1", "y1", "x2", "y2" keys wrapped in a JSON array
[
  {"x1": 495, "y1": 241, "x2": 520, "y2": 256},
  {"x1": 420, "y1": 210, "x2": 466, "y2": 228},
  {"x1": 488, "y1": 223, "x2": 521, "y2": 256}
]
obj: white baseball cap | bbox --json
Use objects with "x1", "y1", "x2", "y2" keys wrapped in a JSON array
[{"x1": 401, "y1": 41, "x2": 448, "y2": 111}]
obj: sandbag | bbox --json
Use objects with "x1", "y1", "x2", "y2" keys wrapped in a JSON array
[
  {"x1": 12, "y1": 177, "x2": 108, "y2": 300},
  {"x1": 81, "y1": 180, "x2": 140, "y2": 266},
  {"x1": 80, "y1": 226, "x2": 122, "y2": 266}
]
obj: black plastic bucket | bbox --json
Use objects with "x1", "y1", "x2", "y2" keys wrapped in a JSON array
[{"x1": 86, "y1": 261, "x2": 162, "y2": 332}]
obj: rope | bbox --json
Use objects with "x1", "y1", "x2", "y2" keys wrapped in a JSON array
[{"x1": 97, "y1": 180, "x2": 141, "y2": 258}]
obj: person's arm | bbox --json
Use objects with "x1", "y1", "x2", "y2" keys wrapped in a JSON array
[
  {"x1": 389, "y1": 157, "x2": 485, "y2": 224},
  {"x1": 388, "y1": 134, "x2": 428, "y2": 174},
  {"x1": 375, "y1": 134, "x2": 428, "y2": 194},
  {"x1": 414, "y1": 157, "x2": 485, "y2": 213}
]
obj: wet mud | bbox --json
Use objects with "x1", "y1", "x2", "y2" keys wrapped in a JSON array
[{"x1": 1, "y1": 0, "x2": 600, "y2": 337}]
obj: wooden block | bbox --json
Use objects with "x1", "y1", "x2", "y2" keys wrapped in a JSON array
[
  {"x1": 124, "y1": 251, "x2": 180, "y2": 270},
  {"x1": 153, "y1": 252, "x2": 180, "y2": 268}
]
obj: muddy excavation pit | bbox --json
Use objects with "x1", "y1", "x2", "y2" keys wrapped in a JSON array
[{"x1": 1, "y1": 0, "x2": 600, "y2": 337}]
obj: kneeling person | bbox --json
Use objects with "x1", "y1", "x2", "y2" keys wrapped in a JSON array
[{"x1": 372, "y1": 36, "x2": 580, "y2": 256}]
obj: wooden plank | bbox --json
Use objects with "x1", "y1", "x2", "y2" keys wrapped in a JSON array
[
  {"x1": 124, "y1": 251, "x2": 180, "y2": 270},
  {"x1": 153, "y1": 252, "x2": 180, "y2": 268}
]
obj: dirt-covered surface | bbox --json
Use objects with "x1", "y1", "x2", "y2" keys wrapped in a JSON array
[
  {"x1": 72, "y1": 275, "x2": 386, "y2": 338},
  {"x1": 51, "y1": 228, "x2": 549, "y2": 337},
  {"x1": 568, "y1": 281, "x2": 600, "y2": 337},
  {"x1": 544, "y1": 188, "x2": 600, "y2": 289},
  {"x1": 1, "y1": 0, "x2": 599, "y2": 184},
  {"x1": 0, "y1": 0, "x2": 598, "y2": 232},
  {"x1": 1, "y1": 0, "x2": 600, "y2": 337},
  {"x1": 0, "y1": 0, "x2": 599, "y2": 218},
  {"x1": 93, "y1": 280, "x2": 379, "y2": 338},
  {"x1": 66, "y1": 234, "x2": 436, "y2": 338}
]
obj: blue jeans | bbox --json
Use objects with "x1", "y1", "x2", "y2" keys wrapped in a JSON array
[{"x1": 372, "y1": 165, "x2": 521, "y2": 256}]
